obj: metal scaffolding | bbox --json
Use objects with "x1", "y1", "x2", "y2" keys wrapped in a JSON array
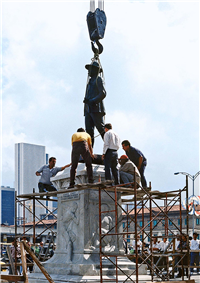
[
  {"x1": 98, "y1": 173, "x2": 190, "y2": 282},
  {"x1": 15, "y1": 188, "x2": 58, "y2": 247},
  {"x1": 12, "y1": 175, "x2": 193, "y2": 282}
]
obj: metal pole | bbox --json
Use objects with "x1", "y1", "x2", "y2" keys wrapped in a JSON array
[
  {"x1": 186, "y1": 176, "x2": 190, "y2": 279},
  {"x1": 148, "y1": 182, "x2": 153, "y2": 280},
  {"x1": 164, "y1": 197, "x2": 167, "y2": 236},
  {"x1": 33, "y1": 188, "x2": 36, "y2": 247},
  {"x1": 179, "y1": 189, "x2": 182, "y2": 233},
  {"x1": 114, "y1": 186, "x2": 118, "y2": 283},
  {"x1": 23, "y1": 200, "x2": 25, "y2": 235},
  {"x1": 126, "y1": 203, "x2": 128, "y2": 247},
  {"x1": 99, "y1": 187, "x2": 103, "y2": 283},
  {"x1": 142, "y1": 199, "x2": 144, "y2": 254},
  {"x1": 134, "y1": 168, "x2": 138, "y2": 283},
  {"x1": 14, "y1": 191, "x2": 18, "y2": 275},
  {"x1": 15, "y1": 191, "x2": 17, "y2": 241},
  {"x1": 192, "y1": 176, "x2": 195, "y2": 234},
  {"x1": 174, "y1": 171, "x2": 200, "y2": 234}
]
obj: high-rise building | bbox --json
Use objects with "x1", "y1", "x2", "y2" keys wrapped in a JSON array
[
  {"x1": 15, "y1": 143, "x2": 49, "y2": 223},
  {"x1": 0, "y1": 186, "x2": 15, "y2": 225}
]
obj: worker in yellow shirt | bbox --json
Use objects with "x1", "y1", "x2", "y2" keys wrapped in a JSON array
[{"x1": 68, "y1": 128, "x2": 94, "y2": 189}]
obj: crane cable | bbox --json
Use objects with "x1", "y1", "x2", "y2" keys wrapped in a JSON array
[{"x1": 90, "y1": 0, "x2": 104, "y2": 12}]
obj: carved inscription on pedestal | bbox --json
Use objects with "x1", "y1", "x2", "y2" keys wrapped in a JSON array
[{"x1": 61, "y1": 192, "x2": 80, "y2": 202}]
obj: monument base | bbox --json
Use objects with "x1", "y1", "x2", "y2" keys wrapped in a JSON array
[
  {"x1": 29, "y1": 165, "x2": 147, "y2": 282},
  {"x1": 29, "y1": 257, "x2": 147, "y2": 282}
]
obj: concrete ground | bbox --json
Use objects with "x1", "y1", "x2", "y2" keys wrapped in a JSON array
[{"x1": 2, "y1": 268, "x2": 200, "y2": 282}]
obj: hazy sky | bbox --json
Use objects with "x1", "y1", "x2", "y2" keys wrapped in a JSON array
[{"x1": 1, "y1": 1, "x2": 199, "y2": 196}]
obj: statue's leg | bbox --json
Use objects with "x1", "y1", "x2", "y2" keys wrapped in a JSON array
[
  {"x1": 85, "y1": 112, "x2": 95, "y2": 147},
  {"x1": 90, "y1": 112, "x2": 105, "y2": 139}
]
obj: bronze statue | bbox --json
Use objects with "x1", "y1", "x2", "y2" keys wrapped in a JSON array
[{"x1": 83, "y1": 61, "x2": 106, "y2": 147}]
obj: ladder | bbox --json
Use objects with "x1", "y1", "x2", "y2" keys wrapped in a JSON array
[{"x1": 38, "y1": 232, "x2": 54, "y2": 262}]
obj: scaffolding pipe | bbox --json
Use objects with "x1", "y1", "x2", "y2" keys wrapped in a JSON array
[
  {"x1": 99, "y1": 187, "x2": 103, "y2": 283},
  {"x1": 114, "y1": 186, "x2": 118, "y2": 282},
  {"x1": 33, "y1": 188, "x2": 36, "y2": 247},
  {"x1": 134, "y1": 168, "x2": 139, "y2": 282}
]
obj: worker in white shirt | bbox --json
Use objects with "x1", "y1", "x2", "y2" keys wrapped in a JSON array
[
  {"x1": 132, "y1": 235, "x2": 142, "y2": 253},
  {"x1": 159, "y1": 237, "x2": 170, "y2": 271},
  {"x1": 102, "y1": 123, "x2": 120, "y2": 185},
  {"x1": 190, "y1": 232, "x2": 200, "y2": 274},
  {"x1": 159, "y1": 237, "x2": 170, "y2": 252},
  {"x1": 151, "y1": 237, "x2": 160, "y2": 271}
]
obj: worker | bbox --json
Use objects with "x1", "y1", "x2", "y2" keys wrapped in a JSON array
[
  {"x1": 68, "y1": 128, "x2": 94, "y2": 189},
  {"x1": 36, "y1": 157, "x2": 70, "y2": 192},
  {"x1": 121, "y1": 140, "x2": 147, "y2": 188},
  {"x1": 102, "y1": 123, "x2": 120, "y2": 185},
  {"x1": 83, "y1": 61, "x2": 106, "y2": 147},
  {"x1": 190, "y1": 232, "x2": 200, "y2": 275},
  {"x1": 118, "y1": 155, "x2": 141, "y2": 187}
]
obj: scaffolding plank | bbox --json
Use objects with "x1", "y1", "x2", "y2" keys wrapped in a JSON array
[
  {"x1": 20, "y1": 242, "x2": 29, "y2": 283},
  {"x1": 0, "y1": 275, "x2": 25, "y2": 282}
]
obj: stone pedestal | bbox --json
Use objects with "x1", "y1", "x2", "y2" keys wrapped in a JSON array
[{"x1": 29, "y1": 164, "x2": 147, "y2": 283}]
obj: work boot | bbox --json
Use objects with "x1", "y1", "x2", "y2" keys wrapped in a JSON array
[{"x1": 68, "y1": 183, "x2": 75, "y2": 189}]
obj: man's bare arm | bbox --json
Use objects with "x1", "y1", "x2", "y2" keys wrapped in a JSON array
[
  {"x1": 88, "y1": 144, "x2": 94, "y2": 159},
  {"x1": 137, "y1": 156, "x2": 143, "y2": 170},
  {"x1": 61, "y1": 163, "x2": 72, "y2": 171},
  {"x1": 35, "y1": 172, "x2": 41, "y2": 176}
]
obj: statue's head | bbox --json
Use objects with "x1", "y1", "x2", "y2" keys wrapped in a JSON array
[{"x1": 85, "y1": 61, "x2": 102, "y2": 77}]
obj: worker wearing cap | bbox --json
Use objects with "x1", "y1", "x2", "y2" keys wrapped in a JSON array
[
  {"x1": 121, "y1": 140, "x2": 147, "y2": 188},
  {"x1": 83, "y1": 61, "x2": 106, "y2": 147},
  {"x1": 118, "y1": 155, "x2": 141, "y2": 187}
]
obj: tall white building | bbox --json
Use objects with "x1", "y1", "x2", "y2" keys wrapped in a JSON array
[{"x1": 15, "y1": 143, "x2": 49, "y2": 223}]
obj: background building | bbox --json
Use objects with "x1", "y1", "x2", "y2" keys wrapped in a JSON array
[
  {"x1": 15, "y1": 142, "x2": 49, "y2": 224},
  {"x1": 122, "y1": 204, "x2": 200, "y2": 244},
  {"x1": 0, "y1": 186, "x2": 15, "y2": 226}
]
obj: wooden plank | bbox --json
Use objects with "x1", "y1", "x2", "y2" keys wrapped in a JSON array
[
  {"x1": 17, "y1": 181, "x2": 146, "y2": 198},
  {"x1": 147, "y1": 282, "x2": 192, "y2": 283},
  {"x1": 1, "y1": 262, "x2": 34, "y2": 267},
  {"x1": 6, "y1": 246, "x2": 15, "y2": 274},
  {"x1": 22, "y1": 241, "x2": 55, "y2": 283},
  {"x1": 1, "y1": 274, "x2": 24, "y2": 282},
  {"x1": 20, "y1": 242, "x2": 29, "y2": 283}
]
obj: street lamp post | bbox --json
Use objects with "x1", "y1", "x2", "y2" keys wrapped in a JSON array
[{"x1": 174, "y1": 171, "x2": 200, "y2": 233}]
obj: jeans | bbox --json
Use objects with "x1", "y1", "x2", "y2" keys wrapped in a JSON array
[
  {"x1": 190, "y1": 252, "x2": 199, "y2": 272},
  {"x1": 38, "y1": 183, "x2": 57, "y2": 193},
  {"x1": 120, "y1": 171, "x2": 133, "y2": 187},
  {"x1": 70, "y1": 141, "x2": 93, "y2": 185},
  {"x1": 104, "y1": 149, "x2": 119, "y2": 185},
  {"x1": 139, "y1": 164, "x2": 147, "y2": 187},
  {"x1": 85, "y1": 112, "x2": 105, "y2": 147}
]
